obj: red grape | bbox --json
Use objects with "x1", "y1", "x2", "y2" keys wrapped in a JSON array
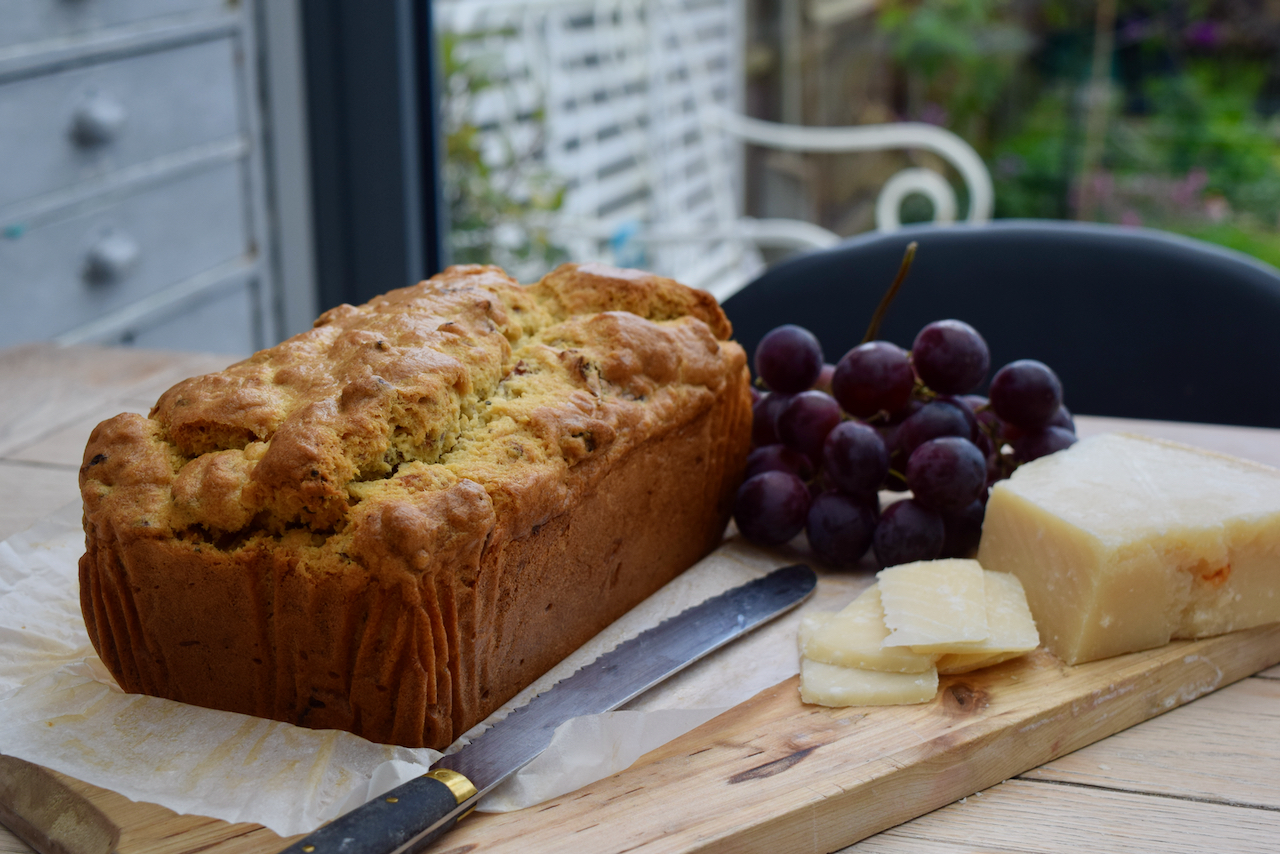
[
  {"x1": 831, "y1": 341, "x2": 914, "y2": 418},
  {"x1": 1048, "y1": 404, "x2": 1075, "y2": 433},
  {"x1": 739, "y1": 316, "x2": 1072, "y2": 561},
  {"x1": 776, "y1": 390, "x2": 842, "y2": 461},
  {"x1": 1011, "y1": 425, "x2": 1077, "y2": 463},
  {"x1": 911, "y1": 320, "x2": 990, "y2": 394},
  {"x1": 755, "y1": 325, "x2": 824, "y2": 394},
  {"x1": 822, "y1": 421, "x2": 889, "y2": 497},
  {"x1": 873, "y1": 499, "x2": 945, "y2": 568},
  {"x1": 733, "y1": 471, "x2": 811, "y2": 545},
  {"x1": 815, "y1": 363, "x2": 836, "y2": 393},
  {"x1": 806, "y1": 491, "x2": 876, "y2": 566},
  {"x1": 745, "y1": 444, "x2": 815, "y2": 481},
  {"x1": 989, "y1": 360, "x2": 1064, "y2": 429},
  {"x1": 887, "y1": 396, "x2": 924, "y2": 426},
  {"x1": 751, "y1": 392, "x2": 791, "y2": 447},
  {"x1": 936, "y1": 394, "x2": 981, "y2": 443},
  {"x1": 906, "y1": 437, "x2": 988, "y2": 512},
  {"x1": 941, "y1": 499, "x2": 985, "y2": 558},
  {"x1": 893, "y1": 401, "x2": 972, "y2": 460}
]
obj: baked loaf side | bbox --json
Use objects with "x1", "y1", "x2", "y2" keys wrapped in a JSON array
[{"x1": 79, "y1": 263, "x2": 751, "y2": 748}]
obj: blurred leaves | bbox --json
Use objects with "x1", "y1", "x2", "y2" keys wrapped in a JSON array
[
  {"x1": 877, "y1": 0, "x2": 1033, "y2": 140},
  {"x1": 440, "y1": 29, "x2": 569, "y2": 281},
  {"x1": 874, "y1": 0, "x2": 1280, "y2": 261}
]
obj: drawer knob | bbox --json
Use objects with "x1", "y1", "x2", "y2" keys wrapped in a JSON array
[
  {"x1": 71, "y1": 95, "x2": 127, "y2": 146},
  {"x1": 84, "y1": 231, "x2": 140, "y2": 284}
]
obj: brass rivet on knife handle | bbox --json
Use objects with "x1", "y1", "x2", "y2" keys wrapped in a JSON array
[{"x1": 426, "y1": 768, "x2": 478, "y2": 815}]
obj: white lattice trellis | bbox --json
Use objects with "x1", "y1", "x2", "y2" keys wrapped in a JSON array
[
  {"x1": 436, "y1": 0, "x2": 756, "y2": 292},
  {"x1": 436, "y1": 0, "x2": 994, "y2": 300}
]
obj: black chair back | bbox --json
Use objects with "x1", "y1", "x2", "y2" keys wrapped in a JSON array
[{"x1": 722, "y1": 220, "x2": 1280, "y2": 428}]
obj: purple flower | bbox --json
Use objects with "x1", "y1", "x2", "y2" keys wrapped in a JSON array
[
  {"x1": 918, "y1": 102, "x2": 949, "y2": 126},
  {"x1": 1186, "y1": 21, "x2": 1217, "y2": 48}
]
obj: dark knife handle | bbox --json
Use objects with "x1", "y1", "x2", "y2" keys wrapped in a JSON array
[{"x1": 279, "y1": 769, "x2": 478, "y2": 854}]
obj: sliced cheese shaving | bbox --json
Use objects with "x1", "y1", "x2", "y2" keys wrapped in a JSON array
[
  {"x1": 800, "y1": 587, "x2": 937, "y2": 673},
  {"x1": 916, "y1": 570, "x2": 1039, "y2": 658},
  {"x1": 797, "y1": 560, "x2": 1039, "y2": 707},
  {"x1": 877, "y1": 558, "x2": 989, "y2": 650},
  {"x1": 799, "y1": 658, "x2": 939, "y2": 707}
]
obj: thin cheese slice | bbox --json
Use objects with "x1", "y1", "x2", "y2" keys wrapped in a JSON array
[
  {"x1": 877, "y1": 559, "x2": 988, "y2": 650},
  {"x1": 799, "y1": 658, "x2": 939, "y2": 707},
  {"x1": 978, "y1": 433, "x2": 1280, "y2": 664},
  {"x1": 911, "y1": 570, "x2": 1039, "y2": 657},
  {"x1": 800, "y1": 587, "x2": 937, "y2": 673}
]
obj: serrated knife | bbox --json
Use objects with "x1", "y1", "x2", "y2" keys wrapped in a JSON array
[{"x1": 278, "y1": 563, "x2": 816, "y2": 854}]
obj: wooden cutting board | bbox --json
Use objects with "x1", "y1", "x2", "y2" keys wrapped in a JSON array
[{"x1": 42, "y1": 622, "x2": 1280, "y2": 854}]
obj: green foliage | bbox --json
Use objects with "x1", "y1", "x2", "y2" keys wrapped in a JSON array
[
  {"x1": 876, "y1": 0, "x2": 1031, "y2": 140},
  {"x1": 876, "y1": 1, "x2": 1280, "y2": 264},
  {"x1": 1135, "y1": 61, "x2": 1280, "y2": 219},
  {"x1": 1172, "y1": 221, "x2": 1280, "y2": 270},
  {"x1": 988, "y1": 86, "x2": 1075, "y2": 219},
  {"x1": 439, "y1": 30, "x2": 569, "y2": 280}
]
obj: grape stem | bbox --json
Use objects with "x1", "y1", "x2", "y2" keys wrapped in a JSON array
[{"x1": 861, "y1": 241, "x2": 918, "y2": 344}]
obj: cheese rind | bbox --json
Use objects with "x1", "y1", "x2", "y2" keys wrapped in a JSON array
[
  {"x1": 977, "y1": 433, "x2": 1280, "y2": 664},
  {"x1": 799, "y1": 658, "x2": 939, "y2": 707},
  {"x1": 800, "y1": 587, "x2": 938, "y2": 673},
  {"x1": 877, "y1": 559, "x2": 989, "y2": 650}
]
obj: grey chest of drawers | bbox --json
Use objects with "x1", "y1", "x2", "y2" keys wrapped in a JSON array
[{"x1": 0, "y1": 0, "x2": 277, "y2": 354}]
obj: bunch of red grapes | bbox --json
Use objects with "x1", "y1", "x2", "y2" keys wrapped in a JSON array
[{"x1": 736, "y1": 320, "x2": 1076, "y2": 568}]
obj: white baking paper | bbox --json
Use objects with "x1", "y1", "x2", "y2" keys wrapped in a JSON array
[{"x1": 0, "y1": 504, "x2": 867, "y2": 836}]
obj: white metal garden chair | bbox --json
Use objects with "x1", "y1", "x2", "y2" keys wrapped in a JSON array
[{"x1": 434, "y1": 0, "x2": 993, "y2": 302}]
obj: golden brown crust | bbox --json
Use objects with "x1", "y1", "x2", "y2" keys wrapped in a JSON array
[{"x1": 79, "y1": 262, "x2": 751, "y2": 748}]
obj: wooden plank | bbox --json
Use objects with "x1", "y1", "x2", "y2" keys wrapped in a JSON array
[
  {"x1": 1076, "y1": 416, "x2": 1280, "y2": 469},
  {"x1": 1023, "y1": 676, "x2": 1280, "y2": 806},
  {"x1": 844, "y1": 778, "x2": 1280, "y2": 853},
  {"x1": 30, "y1": 625, "x2": 1280, "y2": 854},
  {"x1": 0, "y1": 829, "x2": 32, "y2": 854},
  {"x1": 2, "y1": 351, "x2": 1279, "y2": 854},
  {"x1": 0, "y1": 346, "x2": 235, "y2": 541},
  {"x1": 51, "y1": 772, "x2": 299, "y2": 854},
  {"x1": 436, "y1": 624, "x2": 1280, "y2": 853},
  {"x1": 0, "y1": 345, "x2": 231, "y2": 458},
  {"x1": 7, "y1": 400, "x2": 150, "y2": 469}
]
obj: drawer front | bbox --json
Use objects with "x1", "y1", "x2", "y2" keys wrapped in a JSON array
[
  {"x1": 0, "y1": 36, "x2": 240, "y2": 209},
  {"x1": 125, "y1": 278, "x2": 258, "y2": 355},
  {"x1": 0, "y1": 0, "x2": 228, "y2": 51},
  {"x1": 0, "y1": 159, "x2": 248, "y2": 345}
]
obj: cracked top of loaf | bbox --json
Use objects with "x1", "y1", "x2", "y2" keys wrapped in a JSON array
[{"x1": 80, "y1": 263, "x2": 746, "y2": 572}]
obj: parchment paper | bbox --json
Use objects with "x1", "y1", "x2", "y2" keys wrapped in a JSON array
[{"x1": 0, "y1": 504, "x2": 868, "y2": 836}]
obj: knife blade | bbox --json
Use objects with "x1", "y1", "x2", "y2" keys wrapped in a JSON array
[{"x1": 279, "y1": 563, "x2": 816, "y2": 854}]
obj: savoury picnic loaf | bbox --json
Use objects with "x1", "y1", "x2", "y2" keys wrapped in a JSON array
[{"x1": 78, "y1": 263, "x2": 752, "y2": 749}]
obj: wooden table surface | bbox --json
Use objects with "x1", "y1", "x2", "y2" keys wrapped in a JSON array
[{"x1": 1, "y1": 342, "x2": 1278, "y2": 854}]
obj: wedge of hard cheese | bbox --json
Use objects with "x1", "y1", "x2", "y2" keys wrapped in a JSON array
[{"x1": 978, "y1": 433, "x2": 1280, "y2": 665}]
